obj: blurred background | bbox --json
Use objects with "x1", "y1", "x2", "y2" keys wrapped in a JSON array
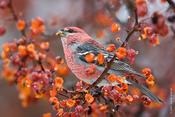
[{"x1": 0, "y1": 0, "x2": 175, "y2": 117}]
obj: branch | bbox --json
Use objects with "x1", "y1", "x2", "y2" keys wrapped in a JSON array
[
  {"x1": 38, "y1": 58, "x2": 45, "y2": 71},
  {"x1": 8, "y1": 0, "x2": 26, "y2": 36},
  {"x1": 120, "y1": 27, "x2": 136, "y2": 47},
  {"x1": 8, "y1": 0, "x2": 46, "y2": 72},
  {"x1": 134, "y1": 8, "x2": 139, "y2": 25},
  {"x1": 121, "y1": 7, "x2": 139, "y2": 47}
]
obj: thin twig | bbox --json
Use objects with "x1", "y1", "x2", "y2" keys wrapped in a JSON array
[
  {"x1": 134, "y1": 8, "x2": 139, "y2": 25},
  {"x1": 121, "y1": 7, "x2": 139, "y2": 47},
  {"x1": 38, "y1": 58, "x2": 45, "y2": 71},
  {"x1": 120, "y1": 28, "x2": 136, "y2": 47},
  {"x1": 8, "y1": 0, "x2": 26, "y2": 36}
]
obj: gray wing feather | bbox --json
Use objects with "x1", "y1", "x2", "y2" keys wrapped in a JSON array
[
  {"x1": 128, "y1": 79, "x2": 163, "y2": 102},
  {"x1": 111, "y1": 61, "x2": 146, "y2": 78}
]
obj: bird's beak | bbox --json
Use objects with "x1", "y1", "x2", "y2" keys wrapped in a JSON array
[{"x1": 56, "y1": 30, "x2": 64, "y2": 37}]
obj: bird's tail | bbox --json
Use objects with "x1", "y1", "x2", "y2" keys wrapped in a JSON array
[{"x1": 127, "y1": 79, "x2": 163, "y2": 103}]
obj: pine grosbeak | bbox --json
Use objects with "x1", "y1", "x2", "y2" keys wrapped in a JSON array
[{"x1": 56, "y1": 27, "x2": 162, "y2": 102}]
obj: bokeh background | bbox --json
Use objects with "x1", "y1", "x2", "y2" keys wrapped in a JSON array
[{"x1": 0, "y1": 0, "x2": 175, "y2": 117}]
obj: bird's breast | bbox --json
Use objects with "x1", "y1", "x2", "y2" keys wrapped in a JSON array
[{"x1": 63, "y1": 46, "x2": 102, "y2": 83}]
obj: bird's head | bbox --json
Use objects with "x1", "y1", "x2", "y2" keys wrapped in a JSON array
[
  {"x1": 56, "y1": 27, "x2": 85, "y2": 38},
  {"x1": 56, "y1": 27, "x2": 90, "y2": 46}
]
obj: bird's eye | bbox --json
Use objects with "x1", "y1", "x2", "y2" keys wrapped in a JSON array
[{"x1": 67, "y1": 29, "x2": 75, "y2": 33}]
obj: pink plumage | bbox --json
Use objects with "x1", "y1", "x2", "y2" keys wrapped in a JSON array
[{"x1": 60, "y1": 27, "x2": 103, "y2": 84}]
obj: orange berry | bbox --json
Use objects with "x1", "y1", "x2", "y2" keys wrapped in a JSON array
[
  {"x1": 107, "y1": 74, "x2": 123, "y2": 83},
  {"x1": 111, "y1": 23, "x2": 120, "y2": 33},
  {"x1": 143, "y1": 26, "x2": 153, "y2": 37},
  {"x1": 2, "y1": 43, "x2": 10, "y2": 53},
  {"x1": 27, "y1": 43, "x2": 35, "y2": 53},
  {"x1": 146, "y1": 75, "x2": 155, "y2": 87},
  {"x1": 40, "y1": 42, "x2": 49, "y2": 50},
  {"x1": 107, "y1": 74, "x2": 117, "y2": 83},
  {"x1": 136, "y1": 0, "x2": 148, "y2": 17},
  {"x1": 106, "y1": 44, "x2": 116, "y2": 52},
  {"x1": 18, "y1": 45, "x2": 27, "y2": 57},
  {"x1": 121, "y1": 83, "x2": 128, "y2": 93},
  {"x1": 146, "y1": 79, "x2": 155, "y2": 87},
  {"x1": 126, "y1": 95, "x2": 133, "y2": 103},
  {"x1": 54, "y1": 77, "x2": 64, "y2": 88},
  {"x1": 97, "y1": 53, "x2": 105, "y2": 65},
  {"x1": 66, "y1": 99, "x2": 76, "y2": 108},
  {"x1": 142, "y1": 68, "x2": 151, "y2": 76},
  {"x1": 116, "y1": 47, "x2": 127, "y2": 59},
  {"x1": 84, "y1": 53, "x2": 95, "y2": 63},
  {"x1": 50, "y1": 87, "x2": 57, "y2": 97},
  {"x1": 17, "y1": 20, "x2": 26, "y2": 31},
  {"x1": 43, "y1": 113, "x2": 51, "y2": 117},
  {"x1": 56, "y1": 64, "x2": 69, "y2": 76},
  {"x1": 30, "y1": 17, "x2": 45, "y2": 35},
  {"x1": 147, "y1": 74, "x2": 155, "y2": 80},
  {"x1": 85, "y1": 94, "x2": 94, "y2": 104}
]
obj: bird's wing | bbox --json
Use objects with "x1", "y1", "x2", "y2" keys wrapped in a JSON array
[
  {"x1": 110, "y1": 61, "x2": 146, "y2": 78},
  {"x1": 76, "y1": 42, "x2": 145, "y2": 78},
  {"x1": 76, "y1": 42, "x2": 162, "y2": 102}
]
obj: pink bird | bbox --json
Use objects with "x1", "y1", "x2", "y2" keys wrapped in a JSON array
[{"x1": 56, "y1": 27, "x2": 162, "y2": 102}]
